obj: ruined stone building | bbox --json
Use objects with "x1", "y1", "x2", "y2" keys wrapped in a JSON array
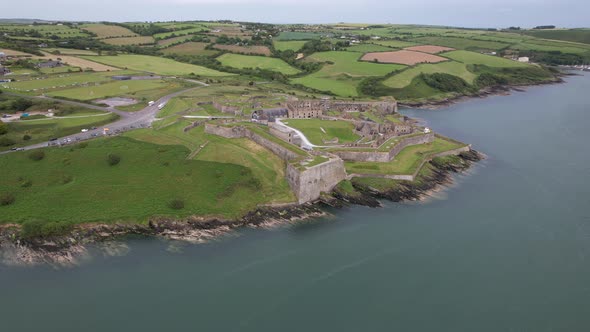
[{"x1": 285, "y1": 99, "x2": 398, "y2": 119}]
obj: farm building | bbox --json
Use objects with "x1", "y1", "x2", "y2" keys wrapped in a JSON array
[
  {"x1": 37, "y1": 60, "x2": 62, "y2": 68},
  {"x1": 0, "y1": 66, "x2": 10, "y2": 76},
  {"x1": 518, "y1": 57, "x2": 530, "y2": 63}
]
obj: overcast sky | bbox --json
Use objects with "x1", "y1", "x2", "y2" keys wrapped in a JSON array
[{"x1": 3, "y1": 0, "x2": 588, "y2": 28}]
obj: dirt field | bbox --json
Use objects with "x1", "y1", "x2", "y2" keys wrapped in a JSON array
[
  {"x1": 0, "y1": 48, "x2": 33, "y2": 57},
  {"x1": 34, "y1": 53, "x2": 121, "y2": 71},
  {"x1": 404, "y1": 45, "x2": 455, "y2": 54},
  {"x1": 360, "y1": 50, "x2": 448, "y2": 65},
  {"x1": 212, "y1": 44, "x2": 272, "y2": 56}
]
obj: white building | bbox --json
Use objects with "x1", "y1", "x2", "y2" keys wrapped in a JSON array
[{"x1": 517, "y1": 57, "x2": 530, "y2": 63}]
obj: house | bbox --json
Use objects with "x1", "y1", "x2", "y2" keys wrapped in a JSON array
[
  {"x1": 37, "y1": 60, "x2": 62, "y2": 68},
  {"x1": 0, "y1": 52, "x2": 6, "y2": 61},
  {"x1": 517, "y1": 57, "x2": 530, "y2": 63},
  {"x1": 0, "y1": 66, "x2": 10, "y2": 76}
]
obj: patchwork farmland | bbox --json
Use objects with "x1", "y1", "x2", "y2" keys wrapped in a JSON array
[{"x1": 360, "y1": 50, "x2": 448, "y2": 65}]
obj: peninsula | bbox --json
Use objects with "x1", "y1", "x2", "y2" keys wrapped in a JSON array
[{"x1": 1, "y1": 20, "x2": 588, "y2": 265}]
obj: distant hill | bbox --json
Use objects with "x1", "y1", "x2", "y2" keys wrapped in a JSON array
[
  {"x1": 0, "y1": 18, "x2": 56, "y2": 24},
  {"x1": 523, "y1": 28, "x2": 590, "y2": 45}
]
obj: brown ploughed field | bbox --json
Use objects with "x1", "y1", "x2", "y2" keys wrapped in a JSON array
[
  {"x1": 404, "y1": 45, "x2": 455, "y2": 54},
  {"x1": 360, "y1": 50, "x2": 448, "y2": 65}
]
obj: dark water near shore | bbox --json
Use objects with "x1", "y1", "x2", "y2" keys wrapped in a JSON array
[{"x1": 1, "y1": 73, "x2": 590, "y2": 331}]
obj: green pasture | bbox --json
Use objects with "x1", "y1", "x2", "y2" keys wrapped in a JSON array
[
  {"x1": 217, "y1": 54, "x2": 301, "y2": 75},
  {"x1": 384, "y1": 61, "x2": 476, "y2": 88},
  {"x1": 82, "y1": 55, "x2": 231, "y2": 76}
]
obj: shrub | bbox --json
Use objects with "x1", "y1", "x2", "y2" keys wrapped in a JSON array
[
  {"x1": 168, "y1": 199, "x2": 185, "y2": 210},
  {"x1": 421, "y1": 73, "x2": 470, "y2": 92},
  {"x1": 107, "y1": 153, "x2": 121, "y2": 166},
  {"x1": 20, "y1": 220, "x2": 73, "y2": 238},
  {"x1": 23, "y1": 134, "x2": 31, "y2": 141},
  {"x1": 0, "y1": 137, "x2": 15, "y2": 146},
  {"x1": 0, "y1": 121, "x2": 8, "y2": 135},
  {"x1": 20, "y1": 179, "x2": 33, "y2": 188},
  {"x1": 0, "y1": 193, "x2": 15, "y2": 206},
  {"x1": 28, "y1": 150, "x2": 45, "y2": 161}
]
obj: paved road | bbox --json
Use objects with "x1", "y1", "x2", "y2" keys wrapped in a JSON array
[{"x1": 1, "y1": 85, "x2": 205, "y2": 154}]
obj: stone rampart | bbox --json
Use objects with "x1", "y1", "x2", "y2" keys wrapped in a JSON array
[
  {"x1": 205, "y1": 124, "x2": 300, "y2": 161},
  {"x1": 333, "y1": 133, "x2": 435, "y2": 162},
  {"x1": 287, "y1": 158, "x2": 347, "y2": 204}
]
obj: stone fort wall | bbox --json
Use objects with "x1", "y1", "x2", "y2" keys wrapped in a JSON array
[
  {"x1": 205, "y1": 124, "x2": 347, "y2": 203},
  {"x1": 332, "y1": 133, "x2": 435, "y2": 162},
  {"x1": 286, "y1": 158, "x2": 347, "y2": 204}
]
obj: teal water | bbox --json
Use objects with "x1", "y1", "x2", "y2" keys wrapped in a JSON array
[{"x1": 1, "y1": 73, "x2": 589, "y2": 331}]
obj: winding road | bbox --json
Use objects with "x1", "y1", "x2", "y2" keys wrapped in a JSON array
[{"x1": 1, "y1": 84, "x2": 206, "y2": 153}]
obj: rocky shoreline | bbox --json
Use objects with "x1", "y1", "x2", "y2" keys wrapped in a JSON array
[
  {"x1": 399, "y1": 76, "x2": 566, "y2": 110},
  {"x1": 0, "y1": 150, "x2": 483, "y2": 267}
]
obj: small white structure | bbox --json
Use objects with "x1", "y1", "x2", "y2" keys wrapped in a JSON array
[
  {"x1": 148, "y1": 101, "x2": 155, "y2": 106},
  {"x1": 517, "y1": 57, "x2": 530, "y2": 63},
  {"x1": 157, "y1": 103, "x2": 166, "y2": 110},
  {"x1": 424, "y1": 127, "x2": 431, "y2": 134}
]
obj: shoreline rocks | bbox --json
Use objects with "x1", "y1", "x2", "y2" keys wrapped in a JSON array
[{"x1": 0, "y1": 150, "x2": 483, "y2": 268}]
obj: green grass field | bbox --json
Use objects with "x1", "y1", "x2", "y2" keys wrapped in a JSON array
[
  {"x1": 217, "y1": 53, "x2": 301, "y2": 75},
  {"x1": 1, "y1": 113, "x2": 119, "y2": 151},
  {"x1": 509, "y1": 40, "x2": 590, "y2": 54},
  {"x1": 275, "y1": 31, "x2": 322, "y2": 40},
  {"x1": 442, "y1": 50, "x2": 529, "y2": 67},
  {"x1": 345, "y1": 44, "x2": 396, "y2": 53},
  {"x1": 161, "y1": 42, "x2": 218, "y2": 56},
  {"x1": 124, "y1": 122, "x2": 295, "y2": 204},
  {"x1": 371, "y1": 40, "x2": 419, "y2": 48},
  {"x1": 345, "y1": 137, "x2": 465, "y2": 175},
  {"x1": 80, "y1": 24, "x2": 137, "y2": 38},
  {"x1": 284, "y1": 119, "x2": 360, "y2": 145},
  {"x1": 2, "y1": 71, "x2": 137, "y2": 92},
  {"x1": 383, "y1": 61, "x2": 476, "y2": 88},
  {"x1": 157, "y1": 97, "x2": 192, "y2": 117},
  {"x1": 0, "y1": 136, "x2": 276, "y2": 225},
  {"x1": 522, "y1": 29, "x2": 590, "y2": 45},
  {"x1": 273, "y1": 40, "x2": 307, "y2": 52},
  {"x1": 410, "y1": 36, "x2": 510, "y2": 51},
  {"x1": 291, "y1": 51, "x2": 405, "y2": 96},
  {"x1": 82, "y1": 55, "x2": 232, "y2": 76},
  {"x1": 47, "y1": 80, "x2": 171, "y2": 101},
  {"x1": 102, "y1": 36, "x2": 155, "y2": 46}
]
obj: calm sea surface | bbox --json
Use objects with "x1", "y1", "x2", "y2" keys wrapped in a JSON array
[{"x1": 1, "y1": 73, "x2": 589, "y2": 332}]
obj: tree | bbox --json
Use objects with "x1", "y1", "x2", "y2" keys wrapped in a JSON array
[
  {"x1": 0, "y1": 121, "x2": 8, "y2": 135},
  {"x1": 107, "y1": 153, "x2": 121, "y2": 166}
]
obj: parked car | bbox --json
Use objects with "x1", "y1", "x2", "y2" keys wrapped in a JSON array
[{"x1": 81, "y1": 128, "x2": 89, "y2": 132}]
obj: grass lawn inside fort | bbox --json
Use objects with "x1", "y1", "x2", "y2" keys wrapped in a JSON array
[
  {"x1": 344, "y1": 137, "x2": 466, "y2": 175},
  {"x1": 0, "y1": 136, "x2": 281, "y2": 226},
  {"x1": 283, "y1": 119, "x2": 361, "y2": 145}
]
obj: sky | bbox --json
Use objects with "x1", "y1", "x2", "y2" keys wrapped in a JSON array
[{"x1": 2, "y1": 0, "x2": 588, "y2": 28}]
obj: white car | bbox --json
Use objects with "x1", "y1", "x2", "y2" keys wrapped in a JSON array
[{"x1": 81, "y1": 129, "x2": 89, "y2": 132}]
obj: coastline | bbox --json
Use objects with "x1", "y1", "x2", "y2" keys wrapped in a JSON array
[
  {"x1": 0, "y1": 149, "x2": 483, "y2": 267},
  {"x1": 3, "y1": 69, "x2": 565, "y2": 267},
  {"x1": 398, "y1": 74, "x2": 567, "y2": 110}
]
